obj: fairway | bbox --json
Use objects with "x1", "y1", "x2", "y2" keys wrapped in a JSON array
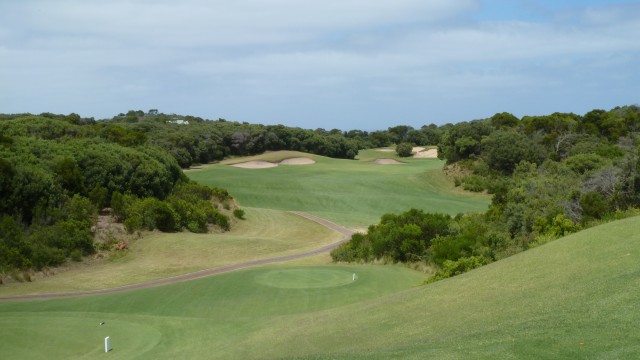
[
  {"x1": 186, "y1": 151, "x2": 489, "y2": 227},
  {"x1": 0, "y1": 265, "x2": 424, "y2": 360},
  {"x1": 2, "y1": 217, "x2": 639, "y2": 358}
]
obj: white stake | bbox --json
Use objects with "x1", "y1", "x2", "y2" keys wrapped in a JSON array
[
  {"x1": 352, "y1": 273, "x2": 356, "y2": 281},
  {"x1": 105, "y1": 336, "x2": 111, "y2": 353}
]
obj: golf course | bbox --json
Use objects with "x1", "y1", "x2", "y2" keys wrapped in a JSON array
[
  {"x1": 1, "y1": 213, "x2": 639, "y2": 358},
  {"x1": 186, "y1": 150, "x2": 489, "y2": 228},
  {"x1": 1, "y1": 150, "x2": 638, "y2": 358}
]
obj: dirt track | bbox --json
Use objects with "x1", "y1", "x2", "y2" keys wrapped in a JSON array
[{"x1": 0, "y1": 212, "x2": 354, "y2": 302}]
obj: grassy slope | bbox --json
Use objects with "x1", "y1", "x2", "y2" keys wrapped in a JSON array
[
  {"x1": 0, "y1": 265, "x2": 424, "y2": 360},
  {"x1": 250, "y1": 215, "x2": 640, "y2": 359},
  {"x1": 186, "y1": 150, "x2": 489, "y2": 228},
  {"x1": 0, "y1": 208, "x2": 341, "y2": 295},
  {"x1": 1, "y1": 217, "x2": 639, "y2": 359}
]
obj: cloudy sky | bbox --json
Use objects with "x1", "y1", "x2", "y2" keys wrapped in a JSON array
[{"x1": 0, "y1": 1, "x2": 638, "y2": 130}]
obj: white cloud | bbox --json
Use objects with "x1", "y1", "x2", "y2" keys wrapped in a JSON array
[{"x1": 0, "y1": 1, "x2": 638, "y2": 127}]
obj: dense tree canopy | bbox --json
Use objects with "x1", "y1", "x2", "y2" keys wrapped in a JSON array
[{"x1": 334, "y1": 105, "x2": 640, "y2": 283}]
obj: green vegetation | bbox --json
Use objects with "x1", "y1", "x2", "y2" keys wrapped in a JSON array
[
  {"x1": 395, "y1": 142, "x2": 413, "y2": 157},
  {"x1": 0, "y1": 265, "x2": 424, "y2": 359},
  {"x1": 0, "y1": 114, "x2": 238, "y2": 275},
  {"x1": 1, "y1": 217, "x2": 639, "y2": 358},
  {"x1": 335, "y1": 105, "x2": 640, "y2": 282},
  {"x1": 0, "y1": 208, "x2": 341, "y2": 295},
  {"x1": 3, "y1": 105, "x2": 640, "y2": 358},
  {"x1": 186, "y1": 151, "x2": 489, "y2": 228}
]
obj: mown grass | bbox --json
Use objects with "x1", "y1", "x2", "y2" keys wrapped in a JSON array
[
  {"x1": 2, "y1": 217, "x2": 639, "y2": 359},
  {"x1": 0, "y1": 208, "x2": 341, "y2": 295},
  {"x1": 0, "y1": 265, "x2": 424, "y2": 359},
  {"x1": 186, "y1": 150, "x2": 489, "y2": 228}
]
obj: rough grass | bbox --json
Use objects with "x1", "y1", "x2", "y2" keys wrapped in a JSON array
[
  {"x1": 0, "y1": 208, "x2": 341, "y2": 295},
  {"x1": 186, "y1": 151, "x2": 489, "y2": 227},
  {"x1": 2, "y1": 217, "x2": 639, "y2": 359}
]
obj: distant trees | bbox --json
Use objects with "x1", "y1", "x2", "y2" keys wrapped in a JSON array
[
  {"x1": 335, "y1": 105, "x2": 640, "y2": 283},
  {"x1": 0, "y1": 114, "x2": 239, "y2": 274}
]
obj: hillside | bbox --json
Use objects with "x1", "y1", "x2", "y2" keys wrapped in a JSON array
[
  {"x1": 1, "y1": 216, "x2": 638, "y2": 359},
  {"x1": 252, "y1": 215, "x2": 640, "y2": 359}
]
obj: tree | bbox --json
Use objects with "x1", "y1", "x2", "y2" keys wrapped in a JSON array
[
  {"x1": 396, "y1": 143, "x2": 413, "y2": 157},
  {"x1": 490, "y1": 112, "x2": 519, "y2": 129},
  {"x1": 482, "y1": 130, "x2": 546, "y2": 174}
]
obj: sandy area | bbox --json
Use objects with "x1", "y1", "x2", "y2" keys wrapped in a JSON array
[
  {"x1": 230, "y1": 160, "x2": 278, "y2": 169},
  {"x1": 230, "y1": 158, "x2": 315, "y2": 169},
  {"x1": 279, "y1": 158, "x2": 316, "y2": 165},
  {"x1": 413, "y1": 148, "x2": 438, "y2": 158},
  {"x1": 374, "y1": 158, "x2": 404, "y2": 165}
]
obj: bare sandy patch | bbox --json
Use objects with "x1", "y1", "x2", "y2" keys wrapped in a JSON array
[
  {"x1": 375, "y1": 147, "x2": 395, "y2": 152},
  {"x1": 374, "y1": 158, "x2": 404, "y2": 165},
  {"x1": 230, "y1": 160, "x2": 278, "y2": 169},
  {"x1": 279, "y1": 157, "x2": 316, "y2": 165},
  {"x1": 413, "y1": 148, "x2": 438, "y2": 158}
]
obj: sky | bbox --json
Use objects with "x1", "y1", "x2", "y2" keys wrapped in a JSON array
[{"x1": 0, "y1": 0, "x2": 639, "y2": 130}]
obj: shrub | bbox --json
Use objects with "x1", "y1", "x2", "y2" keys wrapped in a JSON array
[
  {"x1": 396, "y1": 142, "x2": 414, "y2": 157},
  {"x1": 462, "y1": 174, "x2": 488, "y2": 192},
  {"x1": 233, "y1": 209, "x2": 245, "y2": 219},
  {"x1": 580, "y1": 192, "x2": 609, "y2": 220},
  {"x1": 425, "y1": 256, "x2": 491, "y2": 284},
  {"x1": 70, "y1": 249, "x2": 83, "y2": 262}
]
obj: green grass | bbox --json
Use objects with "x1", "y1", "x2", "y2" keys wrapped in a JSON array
[
  {"x1": 0, "y1": 208, "x2": 341, "y2": 295},
  {"x1": 2, "y1": 217, "x2": 639, "y2": 359},
  {"x1": 186, "y1": 150, "x2": 489, "y2": 228},
  {"x1": 0, "y1": 265, "x2": 424, "y2": 359}
]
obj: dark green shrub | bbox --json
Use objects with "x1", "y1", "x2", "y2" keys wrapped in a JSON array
[
  {"x1": 425, "y1": 256, "x2": 491, "y2": 284},
  {"x1": 396, "y1": 142, "x2": 413, "y2": 157},
  {"x1": 580, "y1": 192, "x2": 609, "y2": 220},
  {"x1": 70, "y1": 249, "x2": 82, "y2": 262},
  {"x1": 233, "y1": 209, "x2": 245, "y2": 219}
]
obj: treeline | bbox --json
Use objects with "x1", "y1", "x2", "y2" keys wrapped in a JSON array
[
  {"x1": 333, "y1": 105, "x2": 640, "y2": 282},
  {"x1": 0, "y1": 114, "x2": 236, "y2": 274},
  {"x1": 106, "y1": 110, "x2": 443, "y2": 168},
  {"x1": 0, "y1": 110, "x2": 442, "y2": 274}
]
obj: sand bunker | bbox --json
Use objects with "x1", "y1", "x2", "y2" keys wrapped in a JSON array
[
  {"x1": 230, "y1": 157, "x2": 315, "y2": 169},
  {"x1": 230, "y1": 160, "x2": 278, "y2": 169},
  {"x1": 374, "y1": 158, "x2": 404, "y2": 165},
  {"x1": 279, "y1": 158, "x2": 316, "y2": 165},
  {"x1": 413, "y1": 148, "x2": 438, "y2": 158}
]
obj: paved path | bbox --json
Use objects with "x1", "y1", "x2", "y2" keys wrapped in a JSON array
[{"x1": 0, "y1": 212, "x2": 354, "y2": 302}]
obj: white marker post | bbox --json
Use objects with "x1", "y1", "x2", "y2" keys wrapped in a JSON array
[
  {"x1": 104, "y1": 336, "x2": 111, "y2": 353},
  {"x1": 352, "y1": 273, "x2": 356, "y2": 281}
]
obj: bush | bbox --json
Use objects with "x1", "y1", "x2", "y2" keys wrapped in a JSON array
[
  {"x1": 425, "y1": 256, "x2": 492, "y2": 284},
  {"x1": 396, "y1": 142, "x2": 414, "y2": 157},
  {"x1": 462, "y1": 174, "x2": 488, "y2": 192},
  {"x1": 580, "y1": 192, "x2": 609, "y2": 220},
  {"x1": 233, "y1": 209, "x2": 245, "y2": 219},
  {"x1": 70, "y1": 249, "x2": 83, "y2": 262}
]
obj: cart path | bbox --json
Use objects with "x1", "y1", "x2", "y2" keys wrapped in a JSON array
[{"x1": 0, "y1": 212, "x2": 355, "y2": 302}]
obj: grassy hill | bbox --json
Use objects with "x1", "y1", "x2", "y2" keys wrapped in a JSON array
[
  {"x1": 1, "y1": 216, "x2": 639, "y2": 359},
  {"x1": 186, "y1": 150, "x2": 489, "y2": 228}
]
